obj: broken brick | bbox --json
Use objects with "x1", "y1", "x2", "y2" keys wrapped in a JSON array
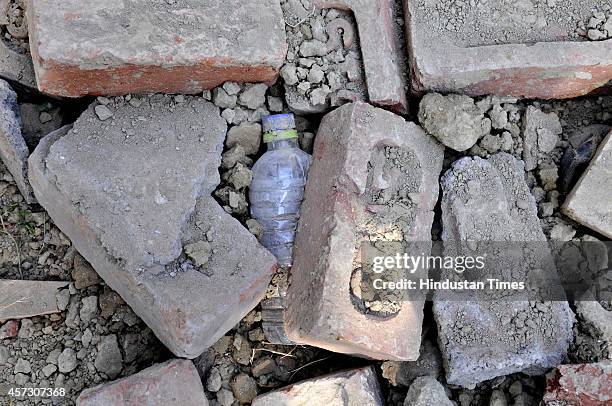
[
  {"x1": 28, "y1": 96, "x2": 277, "y2": 358},
  {"x1": 403, "y1": 0, "x2": 612, "y2": 99},
  {"x1": 0, "y1": 79, "x2": 36, "y2": 203},
  {"x1": 0, "y1": 280, "x2": 69, "y2": 321},
  {"x1": 77, "y1": 359, "x2": 208, "y2": 406},
  {"x1": 285, "y1": 102, "x2": 444, "y2": 360},
  {"x1": 27, "y1": 0, "x2": 287, "y2": 97},
  {"x1": 0, "y1": 319, "x2": 19, "y2": 339},
  {"x1": 252, "y1": 366, "x2": 383, "y2": 405},
  {"x1": 437, "y1": 153, "x2": 574, "y2": 387},
  {"x1": 543, "y1": 361, "x2": 612, "y2": 405},
  {"x1": 314, "y1": 0, "x2": 407, "y2": 112},
  {"x1": 562, "y1": 130, "x2": 612, "y2": 239},
  {"x1": 0, "y1": 39, "x2": 37, "y2": 92}
]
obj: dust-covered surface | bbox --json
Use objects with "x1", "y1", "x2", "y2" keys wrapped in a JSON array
[
  {"x1": 409, "y1": 0, "x2": 608, "y2": 47},
  {"x1": 0, "y1": 0, "x2": 611, "y2": 405}
]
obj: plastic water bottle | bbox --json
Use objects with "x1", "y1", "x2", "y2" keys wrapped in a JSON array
[{"x1": 250, "y1": 114, "x2": 312, "y2": 266}]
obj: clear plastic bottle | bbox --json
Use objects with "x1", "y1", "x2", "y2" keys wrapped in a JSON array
[{"x1": 249, "y1": 114, "x2": 312, "y2": 266}]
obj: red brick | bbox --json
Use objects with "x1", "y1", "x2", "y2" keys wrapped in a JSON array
[
  {"x1": 314, "y1": 0, "x2": 407, "y2": 112},
  {"x1": 0, "y1": 320, "x2": 19, "y2": 339},
  {"x1": 285, "y1": 102, "x2": 444, "y2": 360},
  {"x1": 403, "y1": 0, "x2": 612, "y2": 99},
  {"x1": 543, "y1": 361, "x2": 612, "y2": 405},
  {"x1": 26, "y1": 0, "x2": 287, "y2": 97},
  {"x1": 77, "y1": 359, "x2": 208, "y2": 406}
]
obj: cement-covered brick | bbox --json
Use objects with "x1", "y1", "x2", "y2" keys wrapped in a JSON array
[
  {"x1": 0, "y1": 79, "x2": 35, "y2": 203},
  {"x1": 0, "y1": 39, "x2": 37, "y2": 92},
  {"x1": 77, "y1": 359, "x2": 208, "y2": 406},
  {"x1": 26, "y1": 0, "x2": 287, "y2": 97},
  {"x1": 543, "y1": 361, "x2": 612, "y2": 405},
  {"x1": 285, "y1": 102, "x2": 444, "y2": 360},
  {"x1": 403, "y1": 0, "x2": 612, "y2": 99},
  {"x1": 314, "y1": 0, "x2": 407, "y2": 112},
  {"x1": 437, "y1": 153, "x2": 574, "y2": 388},
  {"x1": 562, "y1": 131, "x2": 612, "y2": 239},
  {"x1": 28, "y1": 96, "x2": 277, "y2": 358},
  {"x1": 252, "y1": 366, "x2": 383, "y2": 405}
]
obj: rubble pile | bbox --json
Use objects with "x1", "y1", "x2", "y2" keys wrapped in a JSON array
[{"x1": 0, "y1": 0, "x2": 610, "y2": 405}]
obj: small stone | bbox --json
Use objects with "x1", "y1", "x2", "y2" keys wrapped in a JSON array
[
  {"x1": 79, "y1": 295, "x2": 98, "y2": 324},
  {"x1": 299, "y1": 40, "x2": 328, "y2": 57},
  {"x1": 226, "y1": 123, "x2": 262, "y2": 155},
  {"x1": 223, "y1": 82, "x2": 242, "y2": 96},
  {"x1": 99, "y1": 289, "x2": 124, "y2": 319},
  {"x1": 231, "y1": 373, "x2": 258, "y2": 404},
  {"x1": 82, "y1": 329, "x2": 93, "y2": 347},
  {"x1": 252, "y1": 357, "x2": 277, "y2": 377},
  {"x1": 14, "y1": 358, "x2": 31, "y2": 374},
  {"x1": 267, "y1": 96, "x2": 284, "y2": 112},
  {"x1": 42, "y1": 364, "x2": 58, "y2": 377},
  {"x1": 72, "y1": 254, "x2": 101, "y2": 289},
  {"x1": 58, "y1": 348, "x2": 77, "y2": 373},
  {"x1": 419, "y1": 93, "x2": 491, "y2": 151},
  {"x1": 217, "y1": 388, "x2": 235, "y2": 406},
  {"x1": 206, "y1": 367, "x2": 223, "y2": 392},
  {"x1": 213, "y1": 88, "x2": 238, "y2": 109},
  {"x1": 39, "y1": 111, "x2": 53, "y2": 123},
  {"x1": 228, "y1": 164, "x2": 253, "y2": 190},
  {"x1": 94, "y1": 105, "x2": 113, "y2": 121},
  {"x1": 281, "y1": 65, "x2": 299, "y2": 86},
  {"x1": 17, "y1": 318, "x2": 34, "y2": 338},
  {"x1": 307, "y1": 66, "x2": 325, "y2": 84},
  {"x1": 184, "y1": 241, "x2": 212, "y2": 268},
  {"x1": 56, "y1": 288, "x2": 70, "y2": 311},
  {"x1": 239, "y1": 84, "x2": 268, "y2": 110},
  {"x1": 404, "y1": 376, "x2": 452, "y2": 406},
  {"x1": 0, "y1": 345, "x2": 9, "y2": 364},
  {"x1": 94, "y1": 335, "x2": 123, "y2": 379}
]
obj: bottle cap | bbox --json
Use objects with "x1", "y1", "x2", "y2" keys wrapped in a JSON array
[{"x1": 262, "y1": 113, "x2": 298, "y2": 143}]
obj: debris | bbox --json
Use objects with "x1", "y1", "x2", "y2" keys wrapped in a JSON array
[
  {"x1": 0, "y1": 39, "x2": 37, "y2": 91},
  {"x1": 0, "y1": 280, "x2": 69, "y2": 321},
  {"x1": 418, "y1": 93, "x2": 491, "y2": 151},
  {"x1": 562, "y1": 131, "x2": 612, "y2": 238},
  {"x1": 226, "y1": 123, "x2": 262, "y2": 156},
  {"x1": 77, "y1": 359, "x2": 208, "y2": 406},
  {"x1": 285, "y1": 102, "x2": 444, "y2": 360},
  {"x1": 94, "y1": 335, "x2": 123, "y2": 379},
  {"x1": 404, "y1": 376, "x2": 453, "y2": 406},
  {"x1": 543, "y1": 361, "x2": 612, "y2": 405},
  {"x1": 27, "y1": 0, "x2": 287, "y2": 96},
  {"x1": 522, "y1": 106, "x2": 563, "y2": 171},
  {"x1": 252, "y1": 366, "x2": 384, "y2": 405},
  {"x1": 0, "y1": 79, "x2": 35, "y2": 203},
  {"x1": 436, "y1": 153, "x2": 574, "y2": 388}
]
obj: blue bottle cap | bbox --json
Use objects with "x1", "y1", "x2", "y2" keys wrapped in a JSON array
[{"x1": 262, "y1": 113, "x2": 296, "y2": 133}]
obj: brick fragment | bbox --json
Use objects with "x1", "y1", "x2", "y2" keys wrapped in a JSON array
[
  {"x1": 77, "y1": 359, "x2": 208, "y2": 406},
  {"x1": 285, "y1": 102, "x2": 444, "y2": 360},
  {"x1": 0, "y1": 79, "x2": 35, "y2": 203},
  {"x1": 0, "y1": 280, "x2": 69, "y2": 321},
  {"x1": 403, "y1": 0, "x2": 612, "y2": 99},
  {"x1": 252, "y1": 366, "x2": 383, "y2": 405},
  {"x1": 315, "y1": 0, "x2": 407, "y2": 112},
  {"x1": 28, "y1": 96, "x2": 277, "y2": 358},
  {"x1": 26, "y1": 0, "x2": 287, "y2": 97},
  {"x1": 437, "y1": 153, "x2": 574, "y2": 387},
  {"x1": 0, "y1": 40, "x2": 37, "y2": 91},
  {"x1": 562, "y1": 131, "x2": 612, "y2": 239},
  {"x1": 543, "y1": 361, "x2": 612, "y2": 405}
]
